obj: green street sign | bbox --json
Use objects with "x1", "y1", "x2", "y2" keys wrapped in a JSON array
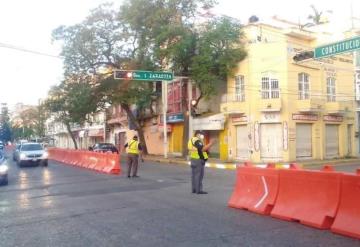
[
  {"x1": 114, "y1": 70, "x2": 173, "y2": 81},
  {"x1": 314, "y1": 36, "x2": 360, "y2": 59}
]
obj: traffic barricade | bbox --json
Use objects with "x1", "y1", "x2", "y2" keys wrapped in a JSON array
[
  {"x1": 48, "y1": 148, "x2": 121, "y2": 175},
  {"x1": 228, "y1": 163, "x2": 280, "y2": 215},
  {"x1": 270, "y1": 166, "x2": 342, "y2": 229},
  {"x1": 331, "y1": 169, "x2": 360, "y2": 239},
  {"x1": 102, "y1": 153, "x2": 121, "y2": 175}
]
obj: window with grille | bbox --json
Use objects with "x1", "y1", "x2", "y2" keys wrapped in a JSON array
[
  {"x1": 235, "y1": 75, "x2": 245, "y2": 101},
  {"x1": 326, "y1": 77, "x2": 336, "y2": 102},
  {"x1": 261, "y1": 74, "x2": 279, "y2": 99},
  {"x1": 298, "y1": 73, "x2": 310, "y2": 100}
]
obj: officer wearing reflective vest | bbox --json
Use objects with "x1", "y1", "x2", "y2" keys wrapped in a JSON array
[
  {"x1": 188, "y1": 130, "x2": 215, "y2": 194},
  {"x1": 124, "y1": 135, "x2": 143, "y2": 178}
]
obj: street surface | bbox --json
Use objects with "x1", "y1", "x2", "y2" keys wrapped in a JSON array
[{"x1": 0, "y1": 152, "x2": 359, "y2": 247}]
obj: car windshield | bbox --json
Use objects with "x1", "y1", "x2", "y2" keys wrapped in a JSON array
[
  {"x1": 21, "y1": 144, "x2": 43, "y2": 151},
  {"x1": 98, "y1": 144, "x2": 113, "y2": 149}
]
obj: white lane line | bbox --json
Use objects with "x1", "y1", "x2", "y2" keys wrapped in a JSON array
[{"x1": 254, "y1": 176, "x2": 268, "y2": 209}]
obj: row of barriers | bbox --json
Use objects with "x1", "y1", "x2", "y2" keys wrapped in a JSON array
[
  {"x1": 228, "y1": 163, "x2": 360, "y2": 240},
  {"x1": 48, "y1": 148, "x2": 121, "y2": 175}
]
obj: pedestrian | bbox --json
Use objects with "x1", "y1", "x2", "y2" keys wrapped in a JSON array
[
  {"x1": 124, "y1": 135, "x2": 143, "y2": 178},
  {"x1": 188, "y1": 130, "x2": 215, "y2": 194}
]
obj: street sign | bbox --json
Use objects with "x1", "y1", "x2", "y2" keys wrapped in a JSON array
[
  {"x1": 114, "y1": 70, "x2": 173, "y2": 81},
  {"x1": 314, "y1": 36, "x2": 360, "y2": 59}
]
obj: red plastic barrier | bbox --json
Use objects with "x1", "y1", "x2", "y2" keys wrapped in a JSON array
[
  {"x1": 48, "y1": 148, "x2": 121, "y2": 175},
  {"x1": 271, "y1": 167, "x2": 342, "y2": 229},
  {"x1": 102, "y1": 153, "x2": 121, "y2": 175},
  {"x1": 331, "y1": 169, "x2": 360, "y2": 239},
  {"x1": 228, "y1": 163, "x2": 279, "y2": 215}
]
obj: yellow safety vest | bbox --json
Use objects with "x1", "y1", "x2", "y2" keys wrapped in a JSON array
[
  {"x1": 187, "y1": 137, "x2": 208, "y2": 160},
  {"x1": 127, "y1": 140, "x2": 139, "y2": 154}
]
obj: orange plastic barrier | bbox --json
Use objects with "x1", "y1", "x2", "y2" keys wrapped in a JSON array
[
  {"x1": 48, "y1": 148, "x2": 121, "y2": 175},
  {"x1": 271, "y1": 167, "x2": 342, "y2": 229},
  {"x1": 331, "y1": 169, "x2": 360, "y2": 239},
  {"x1": 228, "y1": 163, "x2": 279, "y2": 215}
]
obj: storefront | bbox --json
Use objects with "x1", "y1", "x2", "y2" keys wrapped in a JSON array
[
  {"x1": 166, "y1": 113, "x2": 184, "y2": 155},
  {"x1": 292, "y1": 114, "x2": 318, "y2": 159},
  {"x1": 296, "y1": 123, "x2": 313, "y2": 158},
  {"x1": 324, "y1": 115, "x2": 342, "y2": 159},
  {"x1": 258, "y1": 112, "x2": 283, "y2": 162},
  {"x1": 193, "y1": 113, "x2": 226, "y2": 159}
]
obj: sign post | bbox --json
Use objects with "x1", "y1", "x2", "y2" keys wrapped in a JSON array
[
  {"x1": 114, "y1": 70, "x2": 173, "y2": 159},
  {"x1": 162, "y1": 81, "x2": 168, "y2": 159}
]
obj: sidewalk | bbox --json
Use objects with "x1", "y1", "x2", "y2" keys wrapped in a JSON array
[{"x1": 143, "y1": 154, "x2": 360, "y2": 170}]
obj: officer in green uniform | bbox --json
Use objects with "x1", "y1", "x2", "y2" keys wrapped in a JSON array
[{"x1": 188, "y1": 130, "x2": 214, "y2": 194}]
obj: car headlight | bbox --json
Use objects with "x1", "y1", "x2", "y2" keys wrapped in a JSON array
[
  {"x1": 43, "y1": 152, "x2": 49, "y2": 158},
  {"x1": 0, "y1": 165, "x2": 8, "y2": 174},
  {"x1": 20, "y1": 153, "x2": 27, "y2": 160}
]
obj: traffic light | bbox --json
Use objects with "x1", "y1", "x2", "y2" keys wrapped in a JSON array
[
  {"x1": 190, "y1": 105, "x2": 196, "y2": 117},
  {"x1": 293, "y1": 50, "x2": 314, "y2": 62},
  {"x1": 114, "y1": 70, "x2": 133, "y2": 80}
]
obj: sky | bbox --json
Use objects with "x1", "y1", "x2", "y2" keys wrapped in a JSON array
[{"x1": 0, "y1": 0, "x2": 359, "y2": 109}]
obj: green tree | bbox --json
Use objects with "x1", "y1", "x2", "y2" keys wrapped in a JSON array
[
  {"x1": 44, "y1": 79, "x2": 100, "y2": 149},
  {"x1": 52, "y1": 0, "x2": 246, "y2": 156},
  {"x1": 308, "y1": 5, "x2": 324, "y2": 25},
  {"x1": 0, "y1": 104, "x2": 12, "y2": 142}
]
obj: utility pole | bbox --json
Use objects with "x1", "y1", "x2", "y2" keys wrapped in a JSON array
[{"x1": 162, "y1": 81, "x2": 168, "y2": 158}]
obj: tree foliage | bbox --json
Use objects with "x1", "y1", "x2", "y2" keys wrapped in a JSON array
[
  {"x1": 308, "y1": 5, "x2": 324, "y2": 25},
  {"x1": 44, "y1": 80, "x2": 100, "y2": 149},
  {"x1": 51, "y1": 0, "x2": 246, "y2": 154},
  {"x1": 0, "y1": 105, "x2": 12, "y2": 142}
]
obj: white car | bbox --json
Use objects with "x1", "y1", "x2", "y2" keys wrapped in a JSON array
[
  {"x1": 0, "y1": 153, "x2": 8, "y2": 185},
  {"x1": 16, "y1": 143, "x2": 48, "y2": 167}
]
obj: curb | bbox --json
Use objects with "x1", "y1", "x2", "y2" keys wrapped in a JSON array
[
  {"x1": 143, "y1": 157, "x2": 237, "y2": 170},
  {"x1": 144, "y1": 157, "x2": 360, "y2": 170}
]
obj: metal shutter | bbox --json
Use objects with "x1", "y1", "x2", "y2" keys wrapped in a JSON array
[
  {"x1": 325, "y1": 124, "x2": 339, "y2": 158},
  {"x1": 296, "y1": 124, "x2": 312, "y2": 158}
]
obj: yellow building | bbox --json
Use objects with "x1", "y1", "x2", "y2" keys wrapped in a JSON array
[{"x1": 221, "y1": 19, "x2": 356, "y2": 163}]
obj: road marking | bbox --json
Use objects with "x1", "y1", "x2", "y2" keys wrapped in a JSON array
[
  {"x1": 254, "y1": 176, "x2": 268, "y2": 209},
  {"x1": 215, "y1": 164, "x2": 226, "y2": 169}
]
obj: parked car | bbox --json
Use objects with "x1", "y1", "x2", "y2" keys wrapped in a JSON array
[
  {"x1": 89, "y1": 143, "x2": 119, "y2": 154},
  {"x1": 0, "y1": 153, "x2": 8, "y2": 185},
  {"x1": 15, "y1": 142, "x2": 48, "y2": 167}
]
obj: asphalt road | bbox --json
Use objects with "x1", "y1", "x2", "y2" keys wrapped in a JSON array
[{"x1": 0, "y1": 153, "x2": 359, "y2": 247}]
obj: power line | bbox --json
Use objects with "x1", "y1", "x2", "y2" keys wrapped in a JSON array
[{"x1": 0, "y1": 42, "x2": 63, "y2": 59}]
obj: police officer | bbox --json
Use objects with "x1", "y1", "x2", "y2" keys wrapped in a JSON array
[
  {"x1": 188, "y1": 130, "x2": 214, "y2": 194},
  {"x1": 124, "y1": 135, "x2": 143, "y2": 178}
]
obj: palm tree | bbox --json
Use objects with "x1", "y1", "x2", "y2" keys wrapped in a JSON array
[{"x1": 308, "y1": 5, "x2": 323, "y2": 25}]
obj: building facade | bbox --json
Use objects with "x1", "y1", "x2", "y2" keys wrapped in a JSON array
[{"x1": 222, "y1": 19, "x2": 357, "y2": 163}]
